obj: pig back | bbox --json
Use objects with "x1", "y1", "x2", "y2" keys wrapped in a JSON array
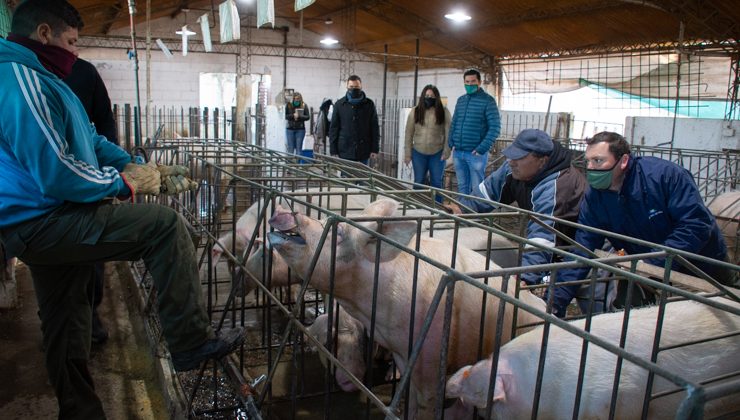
[
  {"x1": 415, "y1": 239, "x2": 543, "y2": 367},
  {"x1": 707, "y1": 191, "x2": 740, "y2": 264},
  {"x1": 490, "y1": 298, "x2": 740, "y2": 419}
]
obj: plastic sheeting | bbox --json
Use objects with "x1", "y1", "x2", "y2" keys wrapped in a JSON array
[
  {"x1": 219, "y1": 0, "x2": 240, "y2": 43},
  {"x1": 582, "y1": 81, "x2": 729, "y2": 119},
  {"x1": 294, "y1": 0, "x2": 316, "y2": 12},
  {"x1": 257, "y1": 0, "x2": 275, "y2": 28},
  {"x1": 199, "y1": 13, "x2": 212, "y2": 53}
]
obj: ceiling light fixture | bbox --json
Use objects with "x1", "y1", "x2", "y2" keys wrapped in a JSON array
[
  {"x1": 320, "y1": 37, "x2": 339, "y2": 46},
  {"x1": 324, "y1": 17, "x2": 333, "y2": 25},
  {"x1": 444, "y1": 11, "x2": 471, "y2": 22}
]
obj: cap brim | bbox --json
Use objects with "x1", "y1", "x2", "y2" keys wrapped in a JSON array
[{"x1": 502, "y1": 145, "x2": 530, "y2": 160}]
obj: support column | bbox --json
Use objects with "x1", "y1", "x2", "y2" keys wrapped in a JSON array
[{"x1": 236, "y1": 24, "x2": 252, "y2": 143}]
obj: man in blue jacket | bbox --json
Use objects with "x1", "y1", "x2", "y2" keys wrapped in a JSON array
[
  {"x1": 551, "y1": 131, "x2": 734, "y2": 317},
  {"x1": 64, "y1": 57, "x2": 119, "y2": 345},
  {"x1": 0, "y1": 1, "x2": 243, "y2": 417},
  {"x1": 448, "y1": 69, "x2": 501, "y2": 195},
  {"x1": 446, "y1": 129, "x2": 587, "y2": 284}
]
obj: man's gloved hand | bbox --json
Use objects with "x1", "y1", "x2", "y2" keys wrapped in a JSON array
[
  {"x1": 155, "y1": 164, "x2": 190, "y2": 178},
  {"x1": 121, "y1": 163, "x2": 161, "y2": 196},
  {"x1": 149, "y1": 162, "x2": 198, "y2": 195},
  {"x1": 161, "y1": 174, "x2": 199, "y2": 195}
]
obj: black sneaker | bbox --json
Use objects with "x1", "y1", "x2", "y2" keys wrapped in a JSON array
[
  {"x1": 91, "y1": 310, "x2": 109, "y2": 345},
  {"x1": 170, "y1": 327, "x2": 245, "y2": 372}
]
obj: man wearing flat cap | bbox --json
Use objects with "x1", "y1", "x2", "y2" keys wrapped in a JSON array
[{"x1": 446, "y1": 128, "x2": 587, "y2": 285}]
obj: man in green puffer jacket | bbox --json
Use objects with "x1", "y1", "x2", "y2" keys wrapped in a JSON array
[{"x1": 448, "y1": 69, "x2": 501, "y2": 195}]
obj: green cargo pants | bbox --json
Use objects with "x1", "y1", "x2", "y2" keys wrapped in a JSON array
[{"x1": 1, "y1": 200, "x2": 212, "y2": 419}]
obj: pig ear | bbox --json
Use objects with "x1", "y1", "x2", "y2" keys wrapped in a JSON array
[
  {"x1": 336, "y1": 223, "x2": 346, "y2": 245},
  {"x1": 356, "y1": 220, "x2": 419, "y2": 262},
  {"x1": 211, "y1": 246, "x2": 223, "y2": 261},
  {"x1": 362, "y1": 198, "x2": 399, "y2": 217},
  {"x1": 492, "y1": 373, "x2": 507, "y2": 403}
]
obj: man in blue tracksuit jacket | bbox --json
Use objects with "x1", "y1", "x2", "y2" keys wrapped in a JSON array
[
  {"x1": 0, "y1": 1, "x2": 243, "y2": 417},
  {"x1": 448, "y1": 69, "x2": 501, "y2": 195},
  {"x1": 552, "y1": 132, "x2": 734, "y2": 317},
  {"x1": 447, "y1": 129, "x2": 587, "y2": 284}
]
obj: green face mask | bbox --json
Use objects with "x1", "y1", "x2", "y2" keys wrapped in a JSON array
[
  {"x1": 586, "y1": 159, "x2": 620, "y2": 190},
  {"x1": 464, "y1": 84, "x2": 478, "y2": 94},
  {"x1": 292, "y1": 101, "x2": 301, "y2": 107}
]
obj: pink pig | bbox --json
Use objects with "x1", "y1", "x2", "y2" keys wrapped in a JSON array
[
  {"x1": 707, "y1": 191, "x2": 740, "y2": 265},
  {"x1": 306, "y1": 310, "x2": 369, "y2": 392},
  {"x1": 267, "y1": 198, "x2": 546, "y2": 418},
  {"x1": 447, "y1": 297, "x2": 740, "y2": 419}
]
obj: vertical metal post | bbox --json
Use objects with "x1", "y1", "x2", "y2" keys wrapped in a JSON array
[
  {"x1": 203, "y1": 107, "x2": 209, "y2": 139},
  {"x1": 725, "y1": 53, "x2": 740, "y2": 121},
  {"x1": 413, "y1": 39, "x2": 419, "y2": 101},
  {"x1": 669, "y1": 22, "x2": 685, "y2": 156},
  {"x1": 382, "y1": 44, "x2": 388, "y2": 157},
  {"x1": 283, "y1": 27, "x2": 288, "y2": 90},
  {"x1": 127, "y1": 0, "x2": 142, "y2": 147},
  {"x1": 145, "y1": 0, "x2": 151, "y2": 139},
  {"x1": 124, "y1": 103, "x2": 132, "y2": 150}
]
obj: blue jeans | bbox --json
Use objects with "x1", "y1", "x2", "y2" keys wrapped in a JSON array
[
  {"x1": 285, "y1": 129, "x2": 305, "y2": 155},
  {"x1": 411, "y1": 149, "x2": 445, "y2": 203},
  {"x1": 453, "y1": 150, "x2": 488, "y2": 195}
]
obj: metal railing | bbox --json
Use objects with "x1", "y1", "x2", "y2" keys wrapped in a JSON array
[{"x1": 128, "y1": 140, "x2": 740, "y2": 419}]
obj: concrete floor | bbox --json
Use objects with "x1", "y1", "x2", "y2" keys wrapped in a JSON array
[
  {"x1": 0, "y1": 262, "x2": 169, "y2": 419},
  {"x1": 1, "y1": 258, "x2": 399, "y2": 419}
]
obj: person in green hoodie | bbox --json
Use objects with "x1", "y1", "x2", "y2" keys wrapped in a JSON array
[{"x1": 0, "y1": 1, "x2": 244, "y2": 418}]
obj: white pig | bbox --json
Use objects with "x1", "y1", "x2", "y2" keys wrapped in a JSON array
[
  {"x1": 446, "y1": 298, "x2": 740, "y2": 419},
  {"x1": 307, "y1": 311, "x2": 368, "y2": 392},
  {"x1": 707, "y1": 191, "x2": 740, "y2": 264},
  {"x1": 241, "y1": 225, "x2": 518, "y2": 297},
  {"x1": 267, "y1": 198, "x2": 546, "y2": 418}
]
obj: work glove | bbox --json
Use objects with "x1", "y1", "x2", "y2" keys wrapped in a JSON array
[
  {"x1": 161, "y1": 174, "x2": 199, "y2": 195},
  {"x1": 154, "y1": 163, "x2": 198, "y2": 195},
  {"x1": 120, "y1": 163, "x2": 161, "y2": 196},
  {"x1": 155, "y1": 164, "x2": 190, "y2": 178}
]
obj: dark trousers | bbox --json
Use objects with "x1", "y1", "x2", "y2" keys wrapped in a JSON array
[
  {"x1": 1, "y1": 201, "x2": 212, "y2": 419},
  {"x1": 93, "y1": 262, "x2": 104, "y2": 309}
]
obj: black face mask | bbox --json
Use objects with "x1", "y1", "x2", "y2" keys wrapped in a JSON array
[
  {"x1": 424, "y1": 97, "x2": 436, "y2": 108},
  {"x1": 348, "y1": 88, "x2": 362, "y2": 99}
]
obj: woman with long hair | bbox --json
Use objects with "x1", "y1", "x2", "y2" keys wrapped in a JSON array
[
  {"x1": 285, "y1": 91, "x2": 310, "y2": 155},
  {"x1": 404, "y1": 84, "x2": 451, "y2": 202}
]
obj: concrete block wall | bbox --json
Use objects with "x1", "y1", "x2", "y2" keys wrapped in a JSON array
[
  {"x1": 78, "y1": 47, "x2": 236, "y2": 109},
  {"x1": 78, "y1": 13, "x2": 391, "y2": 119},
  {"x1": 284, "y1": 56, "x2": 341, "y2": 106},
  {"x1": 396, "y1": 69, "x2": 465, "y2": 113}
]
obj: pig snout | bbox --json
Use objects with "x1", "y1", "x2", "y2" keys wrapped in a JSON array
[
  {"x1": 267, "y1": 231, "x2": 305, "y2": 247},
  {"x1": 335, "y1": 370, "x2": 360, "y2": 392}
]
